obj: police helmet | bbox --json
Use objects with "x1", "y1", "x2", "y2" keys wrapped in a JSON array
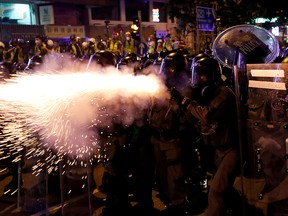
[
  {"x1": 160, "y1": 52, "x2": 187, "y2": 76},
  {"x1": 116, "y1": 53, "x2": 141, "y2": 73},
  {"x1": 190, "y1": 53, "x2": 209, "y2": 75},
  {"x1": 159, "y1": 52, "x2": 188, "y2": 87},
  {"x1": 191, "y1": 56, "x2": 222, "y2": 89},
  {"x1": 87, "y1": 50, "x2": 117, "y2": 69},
  {"x1": 117, "y1": 53, "x2": 138, "y2": 67},
  {"x1": 191, "y1": 53, "x2": 209, "y2": 66}
]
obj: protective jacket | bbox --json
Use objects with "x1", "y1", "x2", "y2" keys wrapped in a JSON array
[{"x1": 187, "y1": 85, "x2": 238, "y2": 150}]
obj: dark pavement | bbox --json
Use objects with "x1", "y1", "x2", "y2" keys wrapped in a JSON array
[
  {"x1": 0, "y1": 170, "x2": 207, "y2": 216},
  {"x1": 0, "y1": 157, "x2": 272, "y2": 216}
]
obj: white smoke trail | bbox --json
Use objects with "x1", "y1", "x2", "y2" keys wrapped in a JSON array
[{"x1": 0, "y1": 66, "x2": 168, "y2": 174}]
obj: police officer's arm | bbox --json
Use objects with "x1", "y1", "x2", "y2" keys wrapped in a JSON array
[
  {"x1": 169, "y1": 83, "x2": 231, "y2": 125},
  {"x1": 186, "y1": 103, "x2": 209, "y2": 124},
  {"x1": 186, "y1": 87, "x2": 233, "y2": 124},
  {"x1": 170, "y1": 87, "x2": 207, "y2": 124}
]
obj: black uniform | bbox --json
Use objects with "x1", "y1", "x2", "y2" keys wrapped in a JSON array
[{"x1": 175, "y1": 56, "x2": 240, "y2": 216}]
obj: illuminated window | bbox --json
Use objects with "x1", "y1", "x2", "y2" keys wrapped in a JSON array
[
  {"x1": 0, "y1": 3, "x2": 35, "y2": 25},
  {"x1": 153, "y1": 2, "x2": 167, "y2": 23},
  {"x1": 152, "y1": 8, "x2": 160, "y2": 22}
]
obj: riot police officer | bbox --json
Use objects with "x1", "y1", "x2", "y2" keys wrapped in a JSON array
[
  {"x1": 87, "y1": 50, "x2": 118, "y2": 70},
  {"x1": 172, "y1": 56, "x2": 240, "y2": 216},
  {"x1": 148, "y1": 52, "x2": 192, "y2": 215},
  {"x1": 86, "y1": 51, "x2": 133, "y2": 216}
]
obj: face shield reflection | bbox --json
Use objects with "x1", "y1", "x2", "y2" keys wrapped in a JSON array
[
  {"x1": 159, "y1": 58, "x2": 176, "y2": 82},
  {"x1": 191, "y1": 64, "x2": 207, "y2": 88}
]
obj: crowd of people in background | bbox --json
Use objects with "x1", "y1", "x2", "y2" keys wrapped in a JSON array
[
  {"x1": 0, "y1": 30, "x2": 214, "y2": 74},
  {"x1": 1, "y1": 29, "x2": 288, "y2": 216},
  {"x1": 0, "y1": 31, "x2": 213, "y2": 83},
  {"x1": 1, "y1": 28, "x2": 287, "y2": 75}
]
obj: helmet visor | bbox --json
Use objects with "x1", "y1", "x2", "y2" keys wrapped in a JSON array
[{"x1": 191, "y1": 64, "x2": 208, "y2": 88}]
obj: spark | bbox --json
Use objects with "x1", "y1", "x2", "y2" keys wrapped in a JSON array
[{"x1": 0, "y1": 67, "x2": 167, "y2": 179}]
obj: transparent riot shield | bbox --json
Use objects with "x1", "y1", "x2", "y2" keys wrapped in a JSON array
[
  {"x1": 242, "y1": 63, "x2": 288, "y2": 215},
  {"x1": 213, "y1": 24, "x2": 284, "y2": 215}
]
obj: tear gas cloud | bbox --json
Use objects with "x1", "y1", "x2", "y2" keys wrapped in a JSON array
[{"x1": 0, "y1": 55, "x2": 168, "y2": 173}]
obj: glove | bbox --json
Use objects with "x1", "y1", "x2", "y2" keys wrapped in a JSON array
[
  {"x1": 170, "y1": 87, "x2": 191, "y2": 109},
  {"x1": 181, "y1": 96, "x2": 191, "y2": 108}
]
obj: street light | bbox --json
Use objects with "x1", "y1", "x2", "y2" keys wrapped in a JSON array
[
  {"x1": 131, "y1": 18, "x2": 140, "y2": 41},
  {"x1": 131, "y1": 19, "x2": 139, "y2": 31}
]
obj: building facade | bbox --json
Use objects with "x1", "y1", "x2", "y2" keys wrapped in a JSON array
[{"x1": 0, "y1": 0, "x2": 176, "y2": 43}]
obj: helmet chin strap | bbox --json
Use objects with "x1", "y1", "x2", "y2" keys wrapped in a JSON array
[
  {"x1": 201, "y1": 84, "x2": 216, "y2": 103},
  {"x1": 201, "y1": 85, "x2": 211, "y2": 97}
]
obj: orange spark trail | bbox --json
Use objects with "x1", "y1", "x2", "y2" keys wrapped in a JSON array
[{"x1": 0, "y1": 69, "x2": 167, "y2": 174}]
